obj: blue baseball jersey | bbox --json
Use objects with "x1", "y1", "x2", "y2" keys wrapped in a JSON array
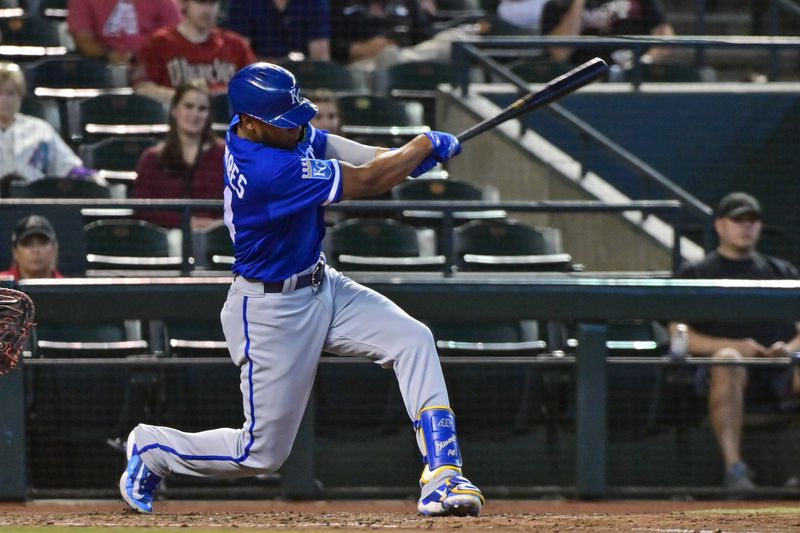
[{"x1": 223, "y1": 117, "x2": 343, "y2": 281}]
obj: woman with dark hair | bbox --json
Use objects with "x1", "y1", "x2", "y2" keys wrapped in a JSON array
[{"x1": 133, "y1": 83, "x2": 225, "y2": 229}]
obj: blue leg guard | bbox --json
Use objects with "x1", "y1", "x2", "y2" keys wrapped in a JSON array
[
  {"x1": 415, "y1": 406, "x2": 462, "y2": 470},
  {"x1": 415, "y1": 407, "x2": 483, "y2": 516}
]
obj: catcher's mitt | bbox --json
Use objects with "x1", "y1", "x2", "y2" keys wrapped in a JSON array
[{"x1": 0, "y1": 288, "x2": 35, "y2": 376}]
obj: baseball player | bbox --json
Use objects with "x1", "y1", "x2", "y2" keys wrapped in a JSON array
[{"x1": 120, "y1": 63, "x2": 484, "y2": 517}]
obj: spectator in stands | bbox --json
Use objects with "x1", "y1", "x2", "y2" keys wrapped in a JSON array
[
  {"x1": 330, "y1": 0, "x2": 488, "y2": 69},
  {"x1": 0, "y1": 62, "x2": 94, "y2": 194},
  {"x1": 67, "y1": 0, "x2": 182, "y2": 66},
  {"x1": 132, "y1": 83, "x2": 224, "y2": 230},
  {"x1": 494, "y1": 0, "x2": 550, "y2": 35},
  {"x1": 132, "y1": 0, "x2": 256, "y2": 104},
  {"x1": 308, "y1": 90, "x2": 342, "y2": 135},
  {"x1": 540, "y1": 0, "x2": 675, "y2": 66},
  {"x1": 226, "y1": 0, "x2": 331, "y2": 62},
  {"x1": 670, "y1": 192, "x2": 800, "y2": 492},
  {"x1": 0, "y1": 215, "x2": 63, "y2": 280}
]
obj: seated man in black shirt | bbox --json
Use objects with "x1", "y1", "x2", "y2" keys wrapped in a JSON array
[
  {"x1": 670, "y1": 192, "x2": 800, "y2": 492},
  {"x1": 540, "y1": 0, "x2": 675, "y2": 66}
]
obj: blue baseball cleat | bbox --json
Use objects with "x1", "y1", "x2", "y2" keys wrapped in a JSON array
[
  {"x1": 119, "y1": 430, "x2": 162, "y2": 514},
  {"x1": 417, "y1": 473, "x2": 484, "y2": 517}
]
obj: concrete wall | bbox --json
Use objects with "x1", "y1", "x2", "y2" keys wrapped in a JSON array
[{"x1": 436, "y1": 91, "x2": 674, "y2": 272}]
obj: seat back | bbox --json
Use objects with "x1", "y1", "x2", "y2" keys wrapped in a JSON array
[
  {"x1": 338, "y1": 94, "x2": 424, "y2": 127},
  {"x1": 277, "y1": 59, "x2": 369, "y2": 92},
  {"x1": 211, "y1": 92, "x2": 231, "y2": 131},
  {"x1": 26, "y1": 56, "x2": 117, "y2": 89},
  {"x1": 324, "y1": 218, "x2": 445, "y2": 271},
  {"x1": 392, "y1": 178, "x2": 485, "y2": 201},
  {"x1": 456, "y1": 219, "x2": 547, "y2": 256},
  {"x1": 454, "y1": 219, "x2": 572, "y2": 272},
  {"x1": 508, "y1": 60, "x2": 574, "y2": 83},
  {"x1": 11, "y1": 177, "x2": 112, "y2": 198},
  {"x1": 381, "y1": 61, "x2": 468, "y2": 94},
  {"x1": 80, "y1": 136, "x2": 158, "y2": 171},
  {"x1": 163, "y1": 319, "x2": 227, "y2": 357},
  {"x1": 78, "y1": 93, "x2": 167, "y2": 142},
  {"x1": 200, "y1": 222, "x2": 234, "y2": 269},
  {"x1": 326, "y1": 218, "x2": 420, "y2": 259},
  {"x1": 32, "y1": 321, "x2": 148, "y2": 358},
  {"x1": 40, "y1": 0, "x2": 68, "y2": 19},
  {"x1": 0, "y1": 16, "x2": 63, "y2": 46},
  {"x1": 84, "y1": 219, "x2": 172, "y2": 265}
]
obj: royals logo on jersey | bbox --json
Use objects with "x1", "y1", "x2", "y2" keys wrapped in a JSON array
[{"x1": 300, "y1": 158, "x2": 335, "y2": 181}]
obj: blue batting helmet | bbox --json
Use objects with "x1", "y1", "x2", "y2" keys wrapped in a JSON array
[{"x1": 228, "y1": 63, "x2": 317, "y2": 128}]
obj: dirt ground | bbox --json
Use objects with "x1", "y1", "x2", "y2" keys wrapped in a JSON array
[{"x1": 3, "y1": 499, "x2": 800, "y2": 532}]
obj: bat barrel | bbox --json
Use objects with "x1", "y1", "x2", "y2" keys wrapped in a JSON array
[{"x1": 456, "y1": 57, "x2": 609, "y2": 143}]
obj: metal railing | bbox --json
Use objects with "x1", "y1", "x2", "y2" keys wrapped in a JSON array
[
  {"x1": 451, "y1": 38, "x2": 720, "y2": 249},
  {"x1": 4, "y1": 275, "x2": 800, "y2": 499},
  {"x1": 0, "y1": 197, "x2": 686, "y2": 274}
]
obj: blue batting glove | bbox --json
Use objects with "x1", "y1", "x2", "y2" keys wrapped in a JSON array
[
  {"x1": 425, "y1": 131, "x2": 462, "y2": 162},
  {"x1": 410, "y1": 155, "x2": 438, "y2": 178}
]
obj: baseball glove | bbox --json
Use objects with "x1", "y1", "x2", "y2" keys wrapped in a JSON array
[{"x1": 0, "y1": 288, "x2": 35, "y2": 376}]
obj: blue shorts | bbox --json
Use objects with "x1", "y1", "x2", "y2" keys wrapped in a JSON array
[{"x1": 694, "y1": 365, "x2": 795, "y2": 409}]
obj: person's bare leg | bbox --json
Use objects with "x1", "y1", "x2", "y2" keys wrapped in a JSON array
[{"x1": 708, "y1": 348, "x2": 747, "y2": 468}]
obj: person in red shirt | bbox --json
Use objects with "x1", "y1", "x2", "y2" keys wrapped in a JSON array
[
  {"x1": 67, "y1": 0, "x2": 182, "y2": 66},
  {"x1": 132, "y1": 83, "x2": 224, "y2": 230},
  {"x1": 0, "y1": 215, "x2": 63, "y2": 280},
  {"x1": 131, "y1": 0, "x2": 256, "y2": 104}
]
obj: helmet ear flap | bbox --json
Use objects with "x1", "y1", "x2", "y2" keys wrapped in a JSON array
[{"x1": 228, "y1": 62, "x2": 318, "y2": 128}]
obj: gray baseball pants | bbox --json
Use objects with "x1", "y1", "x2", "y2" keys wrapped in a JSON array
[{"x1": 133, "y1": 264, "x2": 449, "y2": 478}]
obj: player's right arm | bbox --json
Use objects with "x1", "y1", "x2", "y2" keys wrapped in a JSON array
[{"x1": 339, "y1": 132, "x2": 460, "y2": 200}]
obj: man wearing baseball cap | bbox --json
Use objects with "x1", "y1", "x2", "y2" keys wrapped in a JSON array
[
  {"x1": 0, "y1": 215, "x2": 63, "y2": 280},
  {"x1": 669, "y1": 192, "x2": 800, "y2": 493}
]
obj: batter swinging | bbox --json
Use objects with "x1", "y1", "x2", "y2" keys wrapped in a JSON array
[{"x1": 119, "y1": 62, "x2": 483, "y2": 517}]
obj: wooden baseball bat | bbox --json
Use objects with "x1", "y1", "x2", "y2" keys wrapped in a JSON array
[{"x1": 456, "y1": 57, "x2": 609, "y2": 143}]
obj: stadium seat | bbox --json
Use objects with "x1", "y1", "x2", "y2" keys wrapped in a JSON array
[
  {"x1": 20, "y1": 94, "x2": 61, "y2": 133},
  {"x1": 391, "y1": 177, "x2": 506, "y2": 226},
  {"x1": 435, "y1": 319, "x2": 550, "y2": 436},
  {"x1": 163, "y1": 319, "x2": 227, "y2": 357},
  {"x1": 84, "y1": 218, "x2": 181, "y2": 270},
  {"x1": 379, "y1": 60, "x2": 469, "y2": 95},
  {"x1": 431, "y1": 320, "x2": 548, "y2": 357},
  {"x1": 32, "y1": 321, "x2": 148, "y2": 358},
  {"x1": 338, "y1": 94, "x2": 426, "y2": 128},
  {"x1": 506, "y1": 59, "x2": 575, "y2": 83},
  {"x1": 0, "y1": 16, "x2": 62, "y2": 46},
  {"x1": 378, "y1": 61, "x2": 470, "y2": 127},
  {"x1": 277, "y1": 59, "x2": 369, "y2": 93},
  {"x1": 324, "y1": 218, "x2": 445, "y2": 271},
  {"x1": 39, "y1": 0, "x2": 68, "y2": 19},
  {"x1": 76, "y1": 93, "x2": 167, "y2": 143},
  {"x1": 453, "y1": 219, "x2": 573, "y2": 272},
  {"x1": 211, "y1": 92, "x2": 231, "y2": 131},
  {"x1": 25, "y1": 56, "x2": 118, "y2": 91},
  {"x1": 79, "y1": 136, "x2": 158, "y2": 193},
  {"x1": 196, "y1": 221, "x2": 234, "y2": 270},
  {"x1": 10, "y1": 176, "x2": 112, "y2": 199}
]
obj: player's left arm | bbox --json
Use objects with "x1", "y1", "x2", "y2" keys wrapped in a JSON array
[{"x1": 324, "y1": 134, "x2": 387, "y2": 165}]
